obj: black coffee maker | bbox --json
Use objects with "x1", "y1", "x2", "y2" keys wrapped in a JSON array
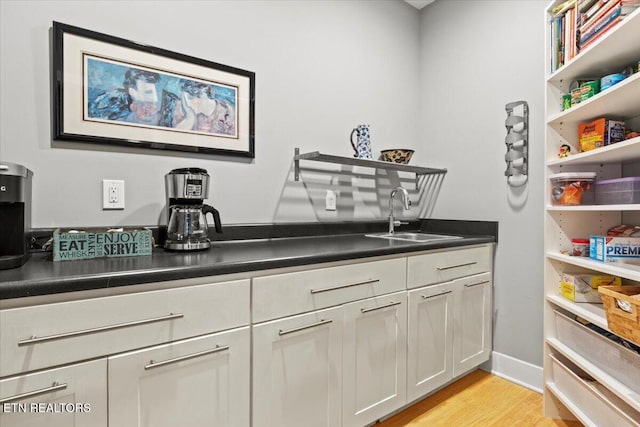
[
  {"x1": 0, "y1": 162, "x2": 33, "y2": 269},
  {"x1": 164, "y1": 168, "x2": 222, "y2": 251}
]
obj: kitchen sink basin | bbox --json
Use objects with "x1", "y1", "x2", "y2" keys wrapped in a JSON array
[{"x1": 365, "y1": 232, "x2": 463, "y2": 243}]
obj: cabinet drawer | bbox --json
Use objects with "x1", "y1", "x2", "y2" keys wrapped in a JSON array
[
  {"x1": 553, "y1": 309, "x2": 640, "y2": 395},
  {"x1": 548, "y1": 355, "x2": 640, "y2": 427},
  {"x1": 0, "y1": 358, "x2": 107, "y2": 426},
  {"x1": 252, "y1": 258, "x2": 406, "y2": 322},
  {"x1": 0, "y1": 279, "x2": 249, "y2": 377},
  {"x1": 407, "y1": 244, "x2": 492, "y2": 289}
]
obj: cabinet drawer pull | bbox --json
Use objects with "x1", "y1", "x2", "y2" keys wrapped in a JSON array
[
  {"x1": 436, "y1": 261, "x2": 477, "y2": 271},
  {"x1": 310, "y1": 279, "x2": 379, "y2": 294},
  {"x1": 279, "y1": 319, "x2": 333, "y2": 336},
  {"x1": 18, "y1": 313, "x2": 185, "y2": 346},
  {"x1": 361, "y1": 301, "x2": 401, "y2": 314},
  {"x1": 465, "y1": 280, "x2": 490, "y2": 288},
  {"x1": 0, "y1": 382, "x2": 68, "y2": 404},
  {"x1": 422, "y1": 290, "x2": 452, "y2": 300},
  {"x1": 144, "y1": 345, "x2": 229, "y2": 370}
]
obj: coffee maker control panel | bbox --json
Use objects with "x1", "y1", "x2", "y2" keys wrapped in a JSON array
[{"x1": 185, "y1": 179, "x2": 203, "y2": 198}]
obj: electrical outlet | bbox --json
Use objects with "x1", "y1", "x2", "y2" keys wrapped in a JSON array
[{"x1": 102, "y1": 179, "x2": 125, "y2": 210}]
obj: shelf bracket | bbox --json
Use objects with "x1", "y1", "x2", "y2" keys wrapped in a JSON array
[{"x1": 294, "y1": 147, "x2": 301, "y2": 181}]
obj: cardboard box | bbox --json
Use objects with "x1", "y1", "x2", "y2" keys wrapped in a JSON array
[
  {"x1": 578, "y1": 118, "x2": 625, "y2": 152},
  {"x1": 53, "y1": 228, "x2": 153, "y2": 261},
  {"x1": 590, "y1": 235, "x2": 640, "y2": 265},
  {"x1": 560, "y1": 273, "x2": 621, "y2": 303}
]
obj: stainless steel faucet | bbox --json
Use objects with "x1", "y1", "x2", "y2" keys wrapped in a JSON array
[{"x1": 388, "y1": 187, "x2": 410, "y2": 234}]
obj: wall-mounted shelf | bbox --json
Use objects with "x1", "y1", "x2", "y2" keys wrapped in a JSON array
[{"x1": 294, "y1": 148, "x2": 447, "y2": 188}]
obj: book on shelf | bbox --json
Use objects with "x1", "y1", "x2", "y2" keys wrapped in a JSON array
[
  {"x1": 545, "y1": 0, "x2": 638, "y2": 72},
  {"x1": 578, "y1": 0, "x2": 600, "y2": 13},
  {"x1": 580, "y1": 0, "x2": 615, "y2": 28},
  {"x1": 580, "y1": 2, "x2": 623, "y2": 43},
  {"x1": 552, "y1": 0, "x2": 577, "y2": 15},
  {"x1": 580, "y1": 15, "x2": 624, "y2": 49},
  {"x1": 578, "y1": 1, "x2": 639, "y2": 49},
  {"x1": 581, "y1": 0, "x2": 621, "y2": 31},
  {"x1": 549, "y1": 2, "x2": 579, "y2": 71}
]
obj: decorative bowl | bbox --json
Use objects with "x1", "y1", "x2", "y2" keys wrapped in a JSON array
[{"x1": 380, "y1": 149, "x2": 415, "y2": 164}]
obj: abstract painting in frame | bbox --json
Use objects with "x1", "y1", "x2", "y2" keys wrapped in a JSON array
[{"x1": 52, "y1": 22, "x2": 255, "y2": 158}]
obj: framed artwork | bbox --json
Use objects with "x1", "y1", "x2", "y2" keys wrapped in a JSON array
[{"x1": 52, "y1": 22, "x2": 255, "y2": 158}]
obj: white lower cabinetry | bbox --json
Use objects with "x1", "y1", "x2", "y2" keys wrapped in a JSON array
[
  {"x1": 252, "y1": 244, "x2": 493, "y2": 427},
  {"x1": 108, "y1": 327, "x2": 250, "y2": 427},
  {"x1": 252, "y1": 306, "x2": 343, "y2": 427},
  {"x1": 0, "y1": 359, "x2": 107, "y2": 427},
  {"x1": 342, "y1": 291, "x2": 408, "y2": 427},
  {"x1": 0, "y1": 243, "x2": 494, "y2": 427},
  {"x1": 0, "y1": 278, "x2": 250, "y2": 427}
]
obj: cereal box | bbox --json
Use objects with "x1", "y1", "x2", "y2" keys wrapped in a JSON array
[{"x1": 578, "y1": 118, "x2": 625, "y2": 152}]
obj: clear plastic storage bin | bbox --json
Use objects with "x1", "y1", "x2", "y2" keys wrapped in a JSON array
[
  {"x1": 595, "y1": 177, "x2": 640, "y2": 205},
  {"x1": 553, "y1": 310, "x2": 640, "y2": 395},
  {"x1": 549, "y1": 172, "x2": 596, "y2": 205},
  {"x1": 548, "y1": 355, "x2": 639, "y2": 427}
]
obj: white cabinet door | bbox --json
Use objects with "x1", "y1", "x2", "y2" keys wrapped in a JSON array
[
  {"x1": 252, "y1": 306, "x2": 343, "y2": 427},
  {"x1": 108, "y1": 327, "x2": 250, "y2": 427},
  {"x1": 342, "y1": 291, "x2": 407, "y2": 427},
  {"x1": 407, "y1": 282, "x2": 454, "y2": 403},
  {"x1": 453, "y1": 272, "x2": 492, "y2": 377},
  {"x1": 0, "y1": 359, "x2": 107, "y2": 427}
]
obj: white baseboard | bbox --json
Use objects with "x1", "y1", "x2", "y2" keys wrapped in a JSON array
[{"x1": 480, "y1": 351, "x2": 543, "y2": 393}]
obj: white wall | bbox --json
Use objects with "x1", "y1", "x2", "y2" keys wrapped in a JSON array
[
  {"x1": 0, "y1": 0, "x2": 422, "y2": 227},
  {"x1": 419, "y1": 0, "x2": 547, "y2": 368}
]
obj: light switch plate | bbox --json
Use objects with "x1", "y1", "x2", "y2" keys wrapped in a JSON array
[
  {"x1": 102, "y1": 179, "x2": 125, "y2": 210},
  {"x1": 325, "y1": 190, "x2": 337, "y2": 211}
]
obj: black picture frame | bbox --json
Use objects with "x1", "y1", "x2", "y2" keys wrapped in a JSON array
[{"x1": 52, "y1": 21, "x2": 255, "y2": 158}]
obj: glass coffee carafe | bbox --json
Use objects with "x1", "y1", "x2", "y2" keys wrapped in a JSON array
[{"x1": 165, "y1": 205, "x2": 221, "y2": 251}]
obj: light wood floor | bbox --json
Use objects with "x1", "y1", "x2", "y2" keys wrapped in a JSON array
[{"x1": 376, "y1": 369, "x2": 583, "y2": 427}]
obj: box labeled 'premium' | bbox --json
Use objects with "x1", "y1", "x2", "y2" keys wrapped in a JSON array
[{"x1": 590, "y1": 235, "x2": 640, "y2": 265}]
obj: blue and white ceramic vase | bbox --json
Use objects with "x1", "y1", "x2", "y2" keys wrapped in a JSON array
[{"x1": 350, "y1": 124, "x2": 372, "y2": 159}]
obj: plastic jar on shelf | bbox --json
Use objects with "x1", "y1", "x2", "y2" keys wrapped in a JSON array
[
  {"x1": 549, "y1": 172, "x2": 596, "y2": 205},
  {"x1": 571, "y1": 238, "x2": 590, "y2": 257}
]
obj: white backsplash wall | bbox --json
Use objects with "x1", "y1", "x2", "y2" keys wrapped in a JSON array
[
  {"x1": 418, "y1": 0, "x2": 547, "y2": 370},
  {"x1": 0, "y1": 0, "x2": 422, "y2": 228}
]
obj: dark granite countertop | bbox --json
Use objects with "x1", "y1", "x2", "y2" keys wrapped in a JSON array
[{"x1": 0, "y1": 219, "x2": 497, "y2": 300}]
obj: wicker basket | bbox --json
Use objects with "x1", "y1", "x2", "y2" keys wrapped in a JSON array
[{"x1": 599, "y1": 286, "x2": 640, "y2": 346}]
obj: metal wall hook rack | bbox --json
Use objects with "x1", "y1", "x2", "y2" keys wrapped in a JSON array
[{"x1": 504, "y1": 100, "x2": 528, "y2": 187}]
